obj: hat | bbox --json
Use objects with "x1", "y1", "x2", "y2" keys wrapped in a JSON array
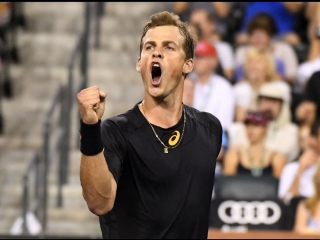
[
  {"x1": 194, "y1": 40, "x2": 217, "y2": 57},
  {"x1": 258, "y1": 82, "x2": 291, "y2": 103},
  {"x1": 244, "y1": 111, "x2": 270, "y2": 126}
]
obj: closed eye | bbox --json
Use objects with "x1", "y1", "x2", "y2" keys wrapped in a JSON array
[{"x1": 165, "y1": 46, "x2": 174, "y2": 50}]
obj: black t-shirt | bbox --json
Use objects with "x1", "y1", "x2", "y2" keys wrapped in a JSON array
[
  {"x1": 99, "y1": 102, "x2": 222, "y2": 239},
  {"x1": 304, "y1": 71, "x2": 320, "y2": 119}
]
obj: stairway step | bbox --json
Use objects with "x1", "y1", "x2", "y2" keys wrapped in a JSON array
[
  {"x1": 106, "y1": 2, "x2": 164, "y2": 18},
  {"x1": 46, "y1": 218, "x2": 101, "y2": 237},
  {"x1": 17, "y1": 33, "x2": 78, "y2": 67},
  {"x1": 25, "y1": 2, "x2": 83, "y2": 34},
  {"x1": 89, "y1": 49, "x2": 139, "y2": 69}
]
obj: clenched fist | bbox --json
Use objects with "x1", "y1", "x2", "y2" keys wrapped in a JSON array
[{"x1": 77, "y1": 86, "x2": 107, "y2": 124}]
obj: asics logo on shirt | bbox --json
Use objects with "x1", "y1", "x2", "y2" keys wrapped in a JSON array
[{"x1": 168, "y1": 130, "x2": 180, "y2": 146}]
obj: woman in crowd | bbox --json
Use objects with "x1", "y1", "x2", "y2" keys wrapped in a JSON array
[
  {"x1": 223, "y1": 111, "x2": 286, "y2": 178},
  {"x1": 294, "y1": 162, "x2": 320, "y2": 234},
  {"x1": 233, "y1": 47, "x2": 279, "y2": 122}
]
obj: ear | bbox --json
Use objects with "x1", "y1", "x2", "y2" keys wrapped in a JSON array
[
  {"x1": 183, "y1": 59, "x2": 194, "y2": 75},
  {"x1": 136, "y1": 57, "x2": 141, "y2": 72}
]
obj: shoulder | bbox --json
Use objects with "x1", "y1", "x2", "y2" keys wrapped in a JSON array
[
  {"x1": 185, "y1": 105, "x2": 222, "y2": 135},
  {"x1": 273, "y1": 41, "x2": 295, "y2": 53},
  {"x1": 214, "y1": 40, "x2": 233, "y2": 52},
  {"x1": 297, "y1": 59, "x2": 319, "y2": 75},
  {"x1": 233, "y1": 81, "x2": 251, "y2": 93},
  {"x1": 235, "y1": 45, "x2": 249, "y2": 56},
  {"x1": 271, "y1": 151, "x2": 286, "y2": 164},
  {"x1": 285, "y1": 123, "x2": 299, "y2": 132},
  {"x1": 212, "y1": 74, "x2": 233, "y2": 89},
  {"x1": 101, "y1": 104, "x2": 142, "y2": 133},
  {"x1": 282, "y1": 161, "x2": 299, "y2": 174}
]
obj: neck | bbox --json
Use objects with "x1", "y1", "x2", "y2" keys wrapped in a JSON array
[
  {"x1": 140, "y1": 98, "x2": 183, "y2": 128},
  {"x1": 250, "y1": 77, "x2": 264, "y2": 91},
  {"x1": 249, "y1": 141, "x2": 264, "y2": 151},
  {"x1": 197, "y1": 72, "x2": 212, "y2": 84}
]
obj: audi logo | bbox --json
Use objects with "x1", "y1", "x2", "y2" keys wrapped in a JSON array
[{"x1": 217, "y1": 200, "x2": 281, "y2": 225}]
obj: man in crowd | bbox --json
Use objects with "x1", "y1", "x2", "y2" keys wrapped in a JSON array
[
  {"x1": 189, "y1": 40, "x2": 235, "y2": 132},
  {"x1": 189, "y1": 9, "x2": 235, "y2": 81}
]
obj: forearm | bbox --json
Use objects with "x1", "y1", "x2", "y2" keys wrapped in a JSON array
[
  {"x1": 286, "y1": 168, "x2": 303, "y2": 197},
  {"x1": 212, "y1": 2, "x2": 230, "y2": 18},
  {"x1": 282, "y1": 2, "x2": 303, "y2": 13},
  {"x1": 307, "y1": 36, "x2": 320, "y2": 61},
  {"x1": 80, "y1": 151, "x2": 116, "y2": 215},
  {"x1": 173, "y1": 2, "x2": 188, "y2": 14}
]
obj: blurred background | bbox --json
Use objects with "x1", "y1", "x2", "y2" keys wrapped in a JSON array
[{"x1": 0, "y1": 2, "x2": 320, "y2": 239}]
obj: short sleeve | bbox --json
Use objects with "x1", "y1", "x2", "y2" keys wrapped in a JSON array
[
  {"x1": 277, "y1": 163, "x2": 297, "y2": 198},
  {"x1": 101, "y1": 119, "x2": 128, "y2": 184}
]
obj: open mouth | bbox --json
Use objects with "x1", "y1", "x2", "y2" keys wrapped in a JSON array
[{"x1": 151, "y1": 63, "x2": 162, "y2": 86}]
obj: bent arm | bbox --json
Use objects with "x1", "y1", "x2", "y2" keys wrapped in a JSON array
[
  {"x1": 212, "y1": 2, "x2": 230, "y2": 18},
  {"x1": 80, "y1": 151, "x2": 117, "y2": 216},
  {"x1": 284, "y1": 166, "x2": 304, "y2": 199},
  {"x1": 282, "y1": 2, "x2": 303, "y2": 13},
  {"x1": 173, "y1": 2, "x2": 189, "y2": 14},
  {"x1": 272, "y1": 153, "x2": 286, "y2": 178}
]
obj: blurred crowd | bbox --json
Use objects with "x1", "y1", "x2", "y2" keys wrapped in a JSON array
[
  {"x1": 166, "y1": 2, "x2": 320, "y2": 234},
  {"x1": 0, "y1": 2, "x2": 25, "y2": 134}
]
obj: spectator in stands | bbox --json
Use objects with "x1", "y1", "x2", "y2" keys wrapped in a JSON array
[
  {"x1": 229, "y1": 81, "x2": 299, "y2": 162},
  {"x1": 234, "y1": 12, "x2": 298, "y2": 85},
  {"x1": 296, "y1": 71, "x2": 320, "y2": 130},
  {"x1": 188, "y1": 40, "x2": 235, "y2": 132},
  {"x1": 233, "y1": 47, "x2": 277, "y2": 122},
  {"x1": 236, "y1": 2, "x2": 304, "y2": 46},
  {"x1": 172, "y1": 2, "x2": 231, "y2": 41},
  {"x1": 258, "y1": 82, "x2": 299, "y2": 162},
  {"x1": 294, "y1": 162, "x2": 320, "y2": 234},
  {"x1": 295, "y1": 4, "x2": 320, "y2": 94},
  {"x1": 189, "y1": 9, "x2": 235, "y2": 81},
  {"x1": 223, "y1": 111, "x2": 286, "y2": 178},
  {"x1": 278, "y1": 119, "x2": 320, "y2": 202}
]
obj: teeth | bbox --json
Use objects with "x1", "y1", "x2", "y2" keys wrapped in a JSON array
[{"x1": 153, "y1": 63, "x2": 160, "y2": 67}]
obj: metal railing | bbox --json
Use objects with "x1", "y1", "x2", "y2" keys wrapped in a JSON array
[{"x1": 19, "y1": 2, "x2": 104, "y2": 236}]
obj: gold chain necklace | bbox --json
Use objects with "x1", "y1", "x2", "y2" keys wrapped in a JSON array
[
  {"x1": 247, "y1": 147, "x2": 266, "y2": 177},
  {"x1": 141, "y1": 101, "x2": 186, "y2": 153}
]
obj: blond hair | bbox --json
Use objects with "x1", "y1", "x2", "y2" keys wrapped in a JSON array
[
  {"x1": 244, "y1": 47, "x2": 276, "y2": 82},
  {"x1": 306, "y1": 162, "x2": 320, "y2": 216}
]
